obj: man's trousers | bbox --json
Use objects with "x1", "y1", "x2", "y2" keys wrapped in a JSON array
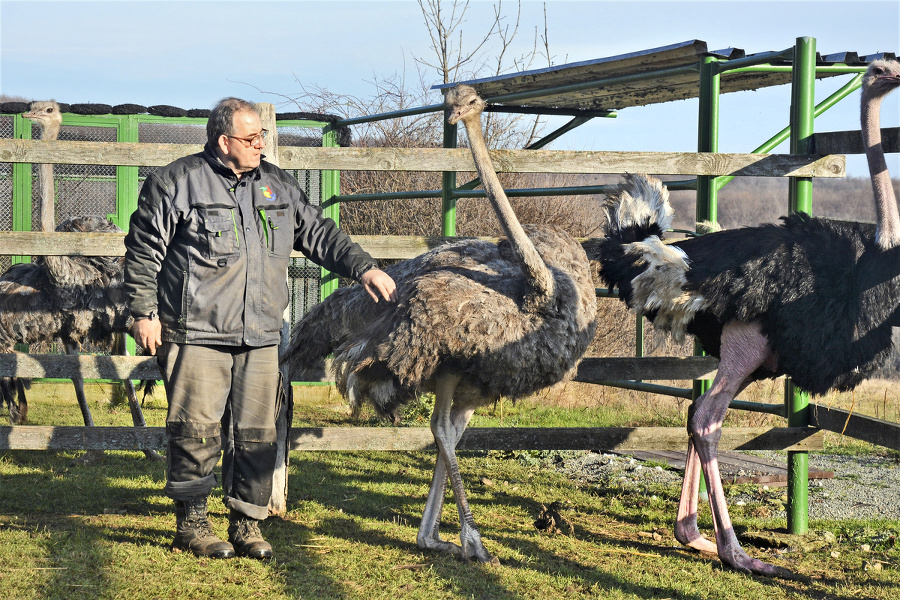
[{"x1": 157, "y1": 342, "x2": 279, "y2": 520}]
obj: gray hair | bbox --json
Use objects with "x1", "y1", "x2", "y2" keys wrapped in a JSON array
[{"x1": 207, "y1": 97, "x2": 258, "y2": 145}]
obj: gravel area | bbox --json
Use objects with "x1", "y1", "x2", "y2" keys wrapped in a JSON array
[{"x1": 545, "y1": 450, "x2": 900, "y2": 522}]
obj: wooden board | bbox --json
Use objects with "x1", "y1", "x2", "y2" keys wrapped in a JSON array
[
  {"x1": 0, "y1": 138, "x2": 846, "y2": 178},
  {"x1": 623, "y1": 449, "x2": 834, "y2": 486},
  {"x1": 0, "y1": 425, "x2": 823, "y2": 452},
  {"x1": 808, "y1": 403, "x2": 900, "y2": 452}
]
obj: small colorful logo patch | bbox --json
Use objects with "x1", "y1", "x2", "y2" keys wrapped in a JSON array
[{"x1": 260, "y1": 185, "x2": 276, "y2": 200}]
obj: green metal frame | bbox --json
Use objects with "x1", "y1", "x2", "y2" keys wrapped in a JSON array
[{"x1": 320, "y1": 123, "x2": 342, "y2": 299}]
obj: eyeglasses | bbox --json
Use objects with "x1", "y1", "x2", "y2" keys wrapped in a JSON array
[{"x1": 226, "y1": 129, "x2": 268, "y2": 148}]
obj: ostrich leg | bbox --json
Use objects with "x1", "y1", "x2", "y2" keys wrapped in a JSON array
[
  {"x1": 420, "y1": 373, "x2": 497, "y2": 564},
  {"x1": 64, "y1": 343, "x2": 107, "y2": 465},
  {"x1": 14, "y1": 379, "x2": 28, "y2": 423},
  {"x1": 683, "y1": 322, "x2": 792, "y2": 577},
  {"x1": 674, "y1": 437, "x2": 718, "y2": 554},
  {"x1": 417, "y1": 387, "x2": 476, "y2": 557}
]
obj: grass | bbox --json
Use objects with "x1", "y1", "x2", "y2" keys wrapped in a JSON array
[{"x1": 0, "y1": 378, "x2": 898, "y2": 599}]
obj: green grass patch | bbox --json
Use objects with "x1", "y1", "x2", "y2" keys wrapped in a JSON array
[{"x1": 1, "y1": 380, "x2": 898, "y2": 598}]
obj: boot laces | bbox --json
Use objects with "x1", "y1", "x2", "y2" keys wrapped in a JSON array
[
  {"x1": 234, "y1": 518, "x2": 263, "y2": 541},
  {"x1": 182, "y1": 513, "x2": 217, "y2": 539}
]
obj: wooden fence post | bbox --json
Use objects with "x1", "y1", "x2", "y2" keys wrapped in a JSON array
[{"x1": 256, "y1": 103, "x2": 291, "y2": 516}]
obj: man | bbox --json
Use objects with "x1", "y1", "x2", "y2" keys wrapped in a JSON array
[{"x1": 124, "y1": 97, "x2": 396, "y2": 560}]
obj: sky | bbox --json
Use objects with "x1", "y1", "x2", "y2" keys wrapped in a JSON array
[{"x1": 1, "y1": 0, "x2": 898, "y2": 178}]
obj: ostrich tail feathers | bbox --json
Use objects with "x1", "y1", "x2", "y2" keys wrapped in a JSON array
[{"x1": 602, "y1": 174, "x2": 673, "y2": 241}]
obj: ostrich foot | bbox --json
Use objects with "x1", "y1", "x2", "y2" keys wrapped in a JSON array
[
  {"x1": 143, "y1": 449, "x2": 165, "y2": 462},
  {"x1": 719, "y1": 543, "x2": 794, "y2": 578},
  {"x1": 674, "y1": 521, "x2": 718, "y2": 554},
  {"x1": 461, "y1": 527, "x2": 500, "y2": 566},
  {"x1": 417, "y1": 532, "x2": 499, "y2": 566},
  {"x1": 70, "y1": 450, "x2": 105, "y2": 466}
]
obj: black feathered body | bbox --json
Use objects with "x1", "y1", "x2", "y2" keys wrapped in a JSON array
[
  {"x1": 0, "y1": 216, "x2": 131, "y2": 352},
  {"x1": 600, "y1": 212, "x2": 900, "y2": 395},
  {"x1": 285, "y1": 224, "x2": 597, "y2": 421}
]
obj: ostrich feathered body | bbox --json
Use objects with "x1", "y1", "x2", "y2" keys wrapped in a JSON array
[
  {"x1": 599, "y1": 175, "x2": 900, "y2": 396},
  {"x1": 284, "y1": 224, "x2": 597, "y2": 421},
  {"x1": 0, "y1": 216, "x2": 131, "y2": 352}
]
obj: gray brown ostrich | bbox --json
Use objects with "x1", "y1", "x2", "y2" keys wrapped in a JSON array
[
  {"x1": 283, "y1": 84, "x2": 597, "y2": 564},
  {"x1": 0, "y1": 101, "x2": 159, "y2": 460},
  {"x1": 597, "y1": 59, "x2": 900, "y2": 577}
]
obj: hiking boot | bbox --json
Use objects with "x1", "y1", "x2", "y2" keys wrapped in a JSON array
[
  {"x1": 228, "y1": 513, "x2": 274, "y2": 560},
  {"x1": 172, "y1": 498, "x2": 235, "y2": 559}
]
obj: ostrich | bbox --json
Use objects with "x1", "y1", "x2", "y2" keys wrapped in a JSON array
[
  {"x1": 596, "y1": 59, "x2": 900, "y2": 577},
  {"x1": 284, "y1": 84, "x2": 597, "y2": 564},
  {"x1": 0, "y1": 100, "x2": 160, "y2": 460}
]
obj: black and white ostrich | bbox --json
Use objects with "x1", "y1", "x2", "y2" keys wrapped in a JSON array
[
  {"x1": 0, "y1": 101, "x2": 159, "y2": 461},
  {"x1": 283, "y1": 84, "x2": 598, "y2": 564},
  {"x1": 597, "y1": 59, "x2": 900, "y2": 577}
]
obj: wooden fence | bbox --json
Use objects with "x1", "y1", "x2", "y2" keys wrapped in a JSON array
[{"x1": 1, "y1": 116, "x2": 898, "y2": 515}]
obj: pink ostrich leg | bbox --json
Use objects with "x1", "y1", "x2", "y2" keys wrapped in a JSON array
[{"x1": 674, "y1": 322, "x2": 792, "y2": 576}]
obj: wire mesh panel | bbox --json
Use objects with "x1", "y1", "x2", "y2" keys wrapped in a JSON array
[
  {"x1": 138, "y1": 121, "x2": 207, "y2": 180},
  {"x1": 0, "y1": 116, "x2": 14, "y2": 273},
  {"x1": 50, "y1": 124, "x2": 118, "y2": 224},
  {"x1": 280, "y1": 123, "x2": 329, "y2": 325}
]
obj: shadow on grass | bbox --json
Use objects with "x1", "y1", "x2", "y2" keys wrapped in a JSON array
[
  {"x1": 0, "y1": 448, "x2": 895, "y2": 600},
  {"x1": 277, "y1": 449, "x2": 892, "y2": 600}
]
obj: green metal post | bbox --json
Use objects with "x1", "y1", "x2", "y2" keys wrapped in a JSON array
[
  {"x1": 320, "y1": 126, "x2": 341, "y2": 299},
  {"x1": 442, "y1": 120, "x2": 458, "y2": 237},
  {"x1": 693, "y1": 56, "x2": 721, "y2": 499},
  {"x1": 113, "y1": 115, "x2": 140, "y2": 230},
  {"x1": 115, "y1": 115, "x2": 141, "y2": 357},
  {"x1": 786, "y1": 36, "x2": 816, "y2": 535},
  {"x1": 12, "y1": 113, "x2": 34, "y2": 265}
]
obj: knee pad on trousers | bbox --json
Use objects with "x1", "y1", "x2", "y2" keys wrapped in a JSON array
[
  {"x1": 165, "y1": 421, "x2": 221, "y2": 498},
  {"x1": 229, "y1": 440, "x2": 278, "y2": 509}
]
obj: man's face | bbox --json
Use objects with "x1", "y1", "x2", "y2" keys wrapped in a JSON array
[{"x1": 217, "y1": 109, "x2": 265, "y2": 176}]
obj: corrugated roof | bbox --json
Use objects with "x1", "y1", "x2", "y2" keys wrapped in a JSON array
[{"x1": 432, "y1": 40, "x2": 897, "y2": 113}]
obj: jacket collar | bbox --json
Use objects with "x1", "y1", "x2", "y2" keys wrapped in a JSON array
[{"x1": 202, "y1": 143, "x2": 262, "y2": 182}]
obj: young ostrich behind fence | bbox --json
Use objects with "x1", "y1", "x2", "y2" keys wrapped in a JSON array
[
  {"x1": 283, "y1": 84, "x2": 597, "y2": 565},
  {"x1": 597, "y1": 59, "x2": 900, "y2": 578}
]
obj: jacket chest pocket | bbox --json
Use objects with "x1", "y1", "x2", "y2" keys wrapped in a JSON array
[
  {"x1": 197, "y1": 207, "x2": 240, "y2": 258},
  {"x1": 258, "y1": 204, "x2": 293, "y2": 258}
]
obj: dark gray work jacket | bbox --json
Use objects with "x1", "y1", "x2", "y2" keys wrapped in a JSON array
[{"x1": 123, "y1": 146, "x2": 376, "y2": 346}]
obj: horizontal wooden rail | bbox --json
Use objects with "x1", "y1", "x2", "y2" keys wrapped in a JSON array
[
  {"x1": 813, "y1": 126, "x2": 899, "y2": 155},
  {"x1": 0, "y1": 139, "x2": 845, "y2": 177},
  {"x1": 808, "y1": 403, "x2": 900, "y2": 451},
  {"x1": 0, "y1": 231, "x2": 496, "y2": 260},
  {"x1": 288, "y1": 355, "x2": 720, "y2": 385},
  {"x1": 0, "y1": 354, "x2": 161, "y2": 380},
  {"x1": 0, "y1": 354, "x2": 719, "y2": 384},
  {"x1": 575, "y1": 356, "x2": 718, "y2": 381},
  {"x1": 0, "y1": 425, "x2": 823, "y2": 453}
]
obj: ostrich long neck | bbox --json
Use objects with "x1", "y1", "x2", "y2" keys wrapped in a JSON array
[
  {"x1": 38, "y1": 163, "x2": 55, "y2": 232},
  {"x1": 460, "y1": 113, "x2": 555, "y2": 300},
  {"x1": 36, "y1": 122, "x2": 58, "y2": 232},
  {"x1": 862, "y1": 90, "x2": 900, "y2": 249}
]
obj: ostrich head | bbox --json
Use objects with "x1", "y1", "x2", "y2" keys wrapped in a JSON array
[
  {"x1": 23, "y1": 100, "x2": 63, "y2": 140},
  {"x1": 445, "y1": 84, "x2": 486, "y2": 126},
  {"x1": 862, "y1": 59, "x2": 900, "y2": 98}
]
